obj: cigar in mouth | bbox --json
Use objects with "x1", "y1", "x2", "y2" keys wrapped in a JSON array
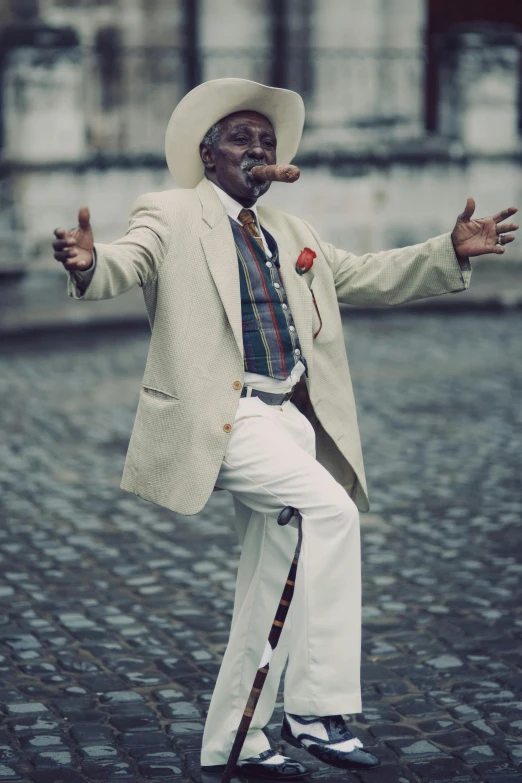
[{"x1": 250, "y1": 164, "x2": 300, "y2": 183}]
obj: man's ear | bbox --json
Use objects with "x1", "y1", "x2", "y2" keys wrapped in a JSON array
[{"x1": 200, "y1": 144, "x2": 216, "y2": 171}]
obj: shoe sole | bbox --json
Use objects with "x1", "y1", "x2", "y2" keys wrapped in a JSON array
[{"x1": 281, "y1": 723, "x2": 381, "y2": 771}]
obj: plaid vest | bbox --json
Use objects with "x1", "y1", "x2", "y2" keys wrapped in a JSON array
[{"x1": 230, "y1": 218, "x2": 307, "y2": 380}]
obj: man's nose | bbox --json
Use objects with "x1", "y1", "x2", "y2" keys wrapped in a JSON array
[{"x1": 248, "y1": 140, "x2": 265, "y2": 159}]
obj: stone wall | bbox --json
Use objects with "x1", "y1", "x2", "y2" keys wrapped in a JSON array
[
  {"x1": 307, "y1": 0, "x2": 426, "y2": 145},
  {"x1": 13, "y1": 151, "x2": 522, "y2": 273},
  {"x1": 1, "y1": 1, "x2": 522, "y2": 273}
]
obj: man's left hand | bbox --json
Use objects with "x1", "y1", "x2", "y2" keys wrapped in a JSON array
[{"x1": 451, "y1": 198, "x2": 518, "y2": 260}]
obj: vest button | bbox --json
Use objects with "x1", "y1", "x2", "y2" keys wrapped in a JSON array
[
  {"x1": 233, "y1": 380, "x2": 242, "y2": 390},
  {"x1": 223, "y1": 423, "x2": 232, "y2": 433}
]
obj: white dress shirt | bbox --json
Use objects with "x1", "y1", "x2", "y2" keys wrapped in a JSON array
[{"x1": 209, "y1": 181, "x2": 306, "y2": 393}]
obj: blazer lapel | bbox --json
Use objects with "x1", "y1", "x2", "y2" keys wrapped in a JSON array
[{"x1": 197, "y1": 179, "x2": 243, "y2": 358}]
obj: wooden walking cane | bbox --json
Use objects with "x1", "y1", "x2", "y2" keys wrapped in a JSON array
[{"x1": 220, "y1": 506, "x2": 303, "y2": 783}]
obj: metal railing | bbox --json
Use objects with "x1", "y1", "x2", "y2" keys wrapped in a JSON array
[{"x1": 2, "y1": 45, "x2": 427, "y2": 159}]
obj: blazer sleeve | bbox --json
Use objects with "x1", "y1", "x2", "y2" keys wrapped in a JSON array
[
  {"x1": 67, "y1": 193, "x2": 170, "y2": 301},
  {"x1": 305, "y1": 222, "x2": 472, "y2": 307}
]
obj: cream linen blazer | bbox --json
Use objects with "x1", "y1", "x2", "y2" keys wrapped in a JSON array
[{"x1": 68, "y1": 177, "x2": 471, "y2": 515}]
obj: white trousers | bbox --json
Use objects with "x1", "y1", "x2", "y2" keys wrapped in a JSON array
[{"x1": 200, "y1": 396, "x2": 362, "y2": 766}]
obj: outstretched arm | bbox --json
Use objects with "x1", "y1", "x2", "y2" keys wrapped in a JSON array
[
  {"x1": 53, "y1": 193, "x2": 170, "y2": 300},
  {"x1": 309, "y1": 200, "x2": 518, "y2": 308}
]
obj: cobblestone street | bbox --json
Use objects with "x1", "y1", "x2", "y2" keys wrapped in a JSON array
[{"x1": 0, "y1": 312, "x2": 521, "y2": 783}]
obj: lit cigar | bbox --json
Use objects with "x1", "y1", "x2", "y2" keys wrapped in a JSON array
[{"x1": 250, "y1": 164, "x2": 300, "y2": 183}]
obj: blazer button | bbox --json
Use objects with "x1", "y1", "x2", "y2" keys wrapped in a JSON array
[
  {"x1": 223, "y1": 423, "x2": 232, "y2": 433},
  {"x1": 233, "y1": 380, "x2": 242, "y2": 390}
]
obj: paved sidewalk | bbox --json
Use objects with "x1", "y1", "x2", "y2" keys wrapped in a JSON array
[
  {"x1": 0, "y1": 312, "x2": 521, "y2": 783},
  {"x1": 1, "y1": 260, "x2": 522, "y2": 337}
]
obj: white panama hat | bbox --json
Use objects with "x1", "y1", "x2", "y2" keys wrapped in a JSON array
[{"x1": 165, "y1": 78, "x2": 305, "y2": 188}]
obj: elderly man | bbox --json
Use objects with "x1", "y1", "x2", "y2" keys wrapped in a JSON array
[{"x1": 53, "y1": 79, "x2": 517, "y2": 778}]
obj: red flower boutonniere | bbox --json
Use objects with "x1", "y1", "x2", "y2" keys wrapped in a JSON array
[
  {"x1": 295, "y1": 247, "x2": 316, "y2": 275},
  {"x1": 295, "y1": 248, "x2": 322, "y2": 338}
]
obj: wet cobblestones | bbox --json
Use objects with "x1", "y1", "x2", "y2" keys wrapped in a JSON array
[{"x1": 0, "y1": 312, "x2": 521, "y2": 782}]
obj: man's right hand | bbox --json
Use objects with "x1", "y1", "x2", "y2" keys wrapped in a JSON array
[{"x1": 53, "y1": 206, "x2": 94, "y2": 271}]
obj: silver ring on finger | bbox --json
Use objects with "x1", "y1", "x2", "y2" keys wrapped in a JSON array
[{"x1": 497, "y1": 234, "x2": 504, "y2": 245}]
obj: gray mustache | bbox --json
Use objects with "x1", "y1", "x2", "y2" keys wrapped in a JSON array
[{"x1": 240, "y1": 158, "x2": 265, "y2": 172}]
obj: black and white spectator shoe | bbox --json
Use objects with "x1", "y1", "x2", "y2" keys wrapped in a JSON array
[
  {"x1": 281, "y1": 713, "x2": 381, "y2": 770},
  {"x1": 202, "y1": 749, "x2": 308, "y2": 779}
]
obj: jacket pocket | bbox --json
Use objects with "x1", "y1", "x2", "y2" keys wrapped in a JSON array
[{"x1": 142, "y1": 386, "x2": 180, "y2": 401}]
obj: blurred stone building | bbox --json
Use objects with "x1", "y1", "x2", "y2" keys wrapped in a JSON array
[{"x1": 1, "y1": 0, "x2": 521, "y2": 273}]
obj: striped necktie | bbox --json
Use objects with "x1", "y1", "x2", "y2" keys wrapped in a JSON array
[{"x1": 238, "y1": 208, "x2": 265, "y2": 254}]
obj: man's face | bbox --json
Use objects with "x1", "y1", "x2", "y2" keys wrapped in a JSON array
[{"x1": 200, "y1": 110, "x2": 277, "y2": 206}]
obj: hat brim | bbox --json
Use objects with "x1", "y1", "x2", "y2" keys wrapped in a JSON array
[{"x1": 165, "y1": 78, "x2": 305, "y2": 189}]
